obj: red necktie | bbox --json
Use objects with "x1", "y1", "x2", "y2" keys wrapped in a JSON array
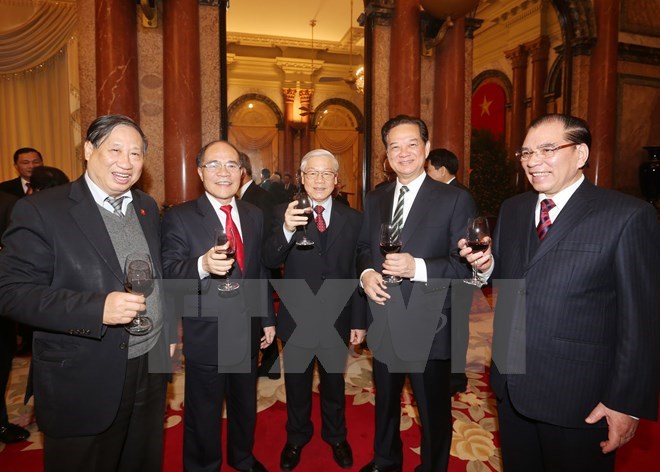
[
  {"x1": 314, "y1": 205, "x2": 326, "y2": 233},
  {"x1": 537, "y1": 199, "x2": 556, "y2": 240},
  {"x1": 220, "y1": 205, "x2": 245, "y2": 272}
]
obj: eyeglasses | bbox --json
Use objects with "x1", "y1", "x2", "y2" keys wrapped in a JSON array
[
  {"x1": 303, "y1": 170, "x2": 336, "y2": 181},
  {"x1": 515, "y1": 143, "x2": 576, "y2": 161},
  {"x1": 200, "y1": 161, "x2": 241, "y2": 172}
]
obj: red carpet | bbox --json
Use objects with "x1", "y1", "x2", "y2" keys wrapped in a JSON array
[{"x1": 2, "y1": 291, "x2": 659, "y2": 471}]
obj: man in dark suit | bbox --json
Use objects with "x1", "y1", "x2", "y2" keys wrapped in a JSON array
[
  {"x1": 0, "y1": 147, "x2": 44, "y2": 197},
  {"x1": 282, "y1": 172, "x2": 296, "y2": 201},
  {"x1": 0, "y1": 115, "x2": 171, "y2": 471},
  {"x1": 238, "y1": 152, "x2": 281, "y2": 379},
  {"x1": 0, "y1": 191, "x2": 29, "y2": 445},
  {"x1": 263, "y1": 149, "x2": 366, "y2": 471},
  {"x1": 461, "y1": 113, "x2": 659, "y2": 471},
  {"x1": 162, "y1": 140, "x2": 275, "y2": 472},
  {"x1": 425, "y1": 148, "x2": 469, "y2": 192},
  {"x1": 358, "y1": 115, "x2": 476, "y2": 472}
]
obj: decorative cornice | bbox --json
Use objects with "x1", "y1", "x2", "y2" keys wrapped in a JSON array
[
  {"x1": 227, "y1": 31, "x2": 363, "y2": 55},
  {"x1": 618, "y1": 42, "x2": 660, "y2": 66},
  {"x1": 491, "y1": 0, "x2": 542, "y2": 27},
  {"x1": 275, "y1": 57, "x2": 324, "y2": 76}
]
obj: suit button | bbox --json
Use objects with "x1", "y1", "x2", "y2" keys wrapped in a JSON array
[
  {"x1": 321, "y1": 275, "x2": 326, "y2": 280},
  {"x1": 517, "y1": 289, "x2": 526, "y2": 295},
  {"x1": 119, "y1": 342, "x2": 127, "y2": 350}
]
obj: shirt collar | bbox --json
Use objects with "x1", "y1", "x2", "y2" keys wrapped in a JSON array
[
  {"x1": 85, "y1": 172, "x2": 133, "y2": 210},
  {"x1": 395, "y1": 171, "x2": 426, "y2": 195},
  {"x1": 537, "y1": 174, "x2": 585, "y2": 211}
]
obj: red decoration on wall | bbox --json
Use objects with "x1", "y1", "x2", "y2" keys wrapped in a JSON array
[{"x1": 472, "y1": 82, "x2": 506, "y2": 138}]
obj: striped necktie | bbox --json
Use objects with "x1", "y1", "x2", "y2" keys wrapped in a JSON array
[
  {"x1": 391, "y1": 186, "x2": 409, "y2": 239},
  {"x1": 537, "y1": 198, "x2": 556, "y2": 240},
  {"x1": 105, "y1": 196, "x2": 125, "y2": 217}
]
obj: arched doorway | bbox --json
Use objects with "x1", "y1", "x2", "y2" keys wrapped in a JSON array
[
  {"x1": 228, "y1": 94, "x2": 284, "y2": 180},
  {"x1": 311, "y1": 99, "x2": 364, "y2": 209}
]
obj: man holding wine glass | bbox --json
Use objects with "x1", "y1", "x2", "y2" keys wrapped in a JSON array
[
  {"x1": 263, "y1": 149, "x2": 366, "y2": 471},
  {"x1": 162, "y1": 140, "x2": 275, "y2": 472},
  {"x1": 357, "y1": 115, "x2": 476, "y2": 472},
  {"x1": 459, "y1": 114, "x2": 659, "y2": 471},
  {"x1": 0, "y1": 115, "x2": 172, "y2": 471}
]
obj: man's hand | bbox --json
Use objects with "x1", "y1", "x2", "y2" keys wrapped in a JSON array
[
  {"x1": 201, "y1": 244, "x2": 235, "y2": 276},
  {"x1": 458, "y1": 237, "x2": 493, "y2": 272},
  {"x1": 284, "y1": 200, "x2": 311, "y2": 232},
  {"x1": 361, "y1": 270, "x2": 390, "y2": 305},
  {"x1": 103, "y1": 291, "x2": 145, "y2": 325},
  {"x1": 585, "y1": 402, "x2": 639, "y2": 453},
  {"x1": 260, "y1": 326, "x2": 276, "y2": 349},
  {"x1": 350, "y1": 329, "x2": 366, "y2": 345},
  {"x1": 382, "y1": 252, "x2": 416, "y2": 278}
]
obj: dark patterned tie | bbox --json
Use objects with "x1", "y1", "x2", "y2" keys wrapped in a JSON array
[
  {"x1": 220, "y1": 205, "x2": 245, "y2": 272},
  {"x1": 105, "y1": 196, "x2": 125, "y2": 217},
  {"x1": 314, "y1": 205, "x2": 326, "y2": 233},
  {"x1": 537, "y1": 198, "x2": 556, "y2": 240},
  {"x1": 391, "y1": 186, "x2": 409, "y2": 239}
]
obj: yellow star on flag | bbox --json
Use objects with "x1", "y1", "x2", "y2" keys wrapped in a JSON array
[{"x1": 480, "y1": 95, "x2": 493, "y2": 117}]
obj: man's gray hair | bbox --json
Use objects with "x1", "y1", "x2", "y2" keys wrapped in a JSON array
[{"x1": 300, "y1": 149, "x2": 339, "y2": 172}]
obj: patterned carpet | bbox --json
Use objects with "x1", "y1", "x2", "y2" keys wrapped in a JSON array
[{"x1": 1, "y1": 290, "x2": 657, "y2": 471}]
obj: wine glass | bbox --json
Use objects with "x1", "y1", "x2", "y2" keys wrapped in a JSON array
[
  {"x1": 380, "y1": 223, "x2": 403, "y2": 285},
  {"x1": 295, "y1": 191, "x2": 315, "y2": 247},
  {"x1": 124, "y1": 253, "x2": 154, "y2": 335},
  {"x1": 463, "y1": 216, "x2": 490, "y2": 288},
  {"x1": 215, "y1": 227, "x2": 240, "y2": 292}
]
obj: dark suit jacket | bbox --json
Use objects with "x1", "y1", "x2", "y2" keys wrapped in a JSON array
[
  {"x1": 357, "y1": 176, "x2": 476, "y2": 360},
  {"x1": 0, "y1": 177, "x2": 25, "y2": 197},
  {"x1": 161, "y1": 195, "x2": 275, "y2": 365},
  {"x1": 0, "y1": 191, "x2": 17, "y2": 238},
  {"x1": 242, "y1": 181, "x2": 275, "y2": 240},
  {"x1": 449, "y1": 178, "x2": 469, "y2": 193},
  {"x1": 490, "y1": 179, "x2": 659, "y2": 427},
  {"x1": 0, "y1": 177, "x2": 166, "y2": 437},
  {"x1": 263, "y1": 201, "x2": 366, "y2": 344}
]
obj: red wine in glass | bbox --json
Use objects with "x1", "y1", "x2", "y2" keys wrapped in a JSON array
[
  {"x1": 380, "y1": 223, "x2": 402, "y2": 285},
  {"x1": 124, "y1": 253, "x2": 154, "y2": 335},
  {"x1": 295, "y1": 192, "x2": 315, "y2": 247},
  {"x1": 463, "y1": 217, "x2": 490, "y2": 288},
  {"x1": 215, "y1": 227, "x2": 239, "y2": 291}
]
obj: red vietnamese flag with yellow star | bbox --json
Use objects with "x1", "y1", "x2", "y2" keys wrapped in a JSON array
[{"x1": 472, "y1": 82, "x2": 506, "y2": 138}]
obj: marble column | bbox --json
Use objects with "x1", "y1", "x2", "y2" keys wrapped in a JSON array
[
  {"x1": 364, "y1": 1, "x2": 394, "y2": 189},
  {"x1": 95, "y1": 0, "x2": 139, "y2": 120},
  {"x1": 389, "y1": 0, "x2": 420, "y2": 117},
  {"x1": 282, "y1": 88, "x2": 297, "y2": 175},
  {"x1": 433, "y1": 18, "x2": 466, "y2": 173},
  {"x1": 163, "y1": 0, "x2": 203, "y2": 205},
  {"x1": 505, "y1": 45, "x2": 529, "y2": 190},
  {"x1": 527, "y1": 36, "x2": 550, "y2": 122},
  {"x1": 299, "y1": 89, "x2": 313, "y2": 158},
  {"x1": 586, "y1": 0, "x2": 618, "y2": 188}
]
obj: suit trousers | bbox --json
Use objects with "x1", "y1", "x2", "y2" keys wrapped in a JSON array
[
  {"x1": 283, "y1": 352, "x2": 347, "y2": 446},
  {"x1": 0, "y1": 316, "x2": 16, "y2": 425},
  {"x1": 498, "y1": 385, "x2": 615, "y2": 472},
  {"x1": 183, "y1": 357, "x2": 258, "y2": 472},
  {"x1": 372, "y1": 358, "x2": 451, "y2": 472},
  {"x1": 43, "y1": 353, "x2": 168, "y2": 472}
]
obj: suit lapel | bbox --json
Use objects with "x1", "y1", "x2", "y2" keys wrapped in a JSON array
[
  {"x1": 400, "y1": 176, "x2": 433, "y2": 245},
  {"x1": 325, "y1": 203, "x2": 347, "y2": 252},
  {"x1": 68, "y1": 179, "x2": 124, "y2": 284},
  {"x1": 526, "y1": 180, "x2": 596, "y2": 271},
  {"x1": 379, "y1": 184, "x2": 396, "y2": 226},
  {"x1": 236, "y1": 200, "x2": 257, "y2": 277},
  {"x1": 130, "y1": 191, "x2": 162, "y2": 278}
]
